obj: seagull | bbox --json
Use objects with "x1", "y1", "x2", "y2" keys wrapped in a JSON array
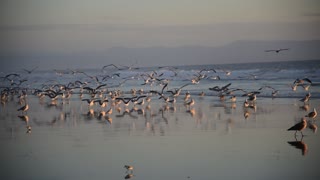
[
  {"x1": 209, "y1": 83, "x2": 232, "y2": 93},
  {"x1": 82, "y1": 99, "x2": 95, "y2": 107},
  {"x1": 116, "y1": 97, "x2": 133, "y2": 107},
  {"x1": 247, "y1": 94, "x2": 257, "y2": 102},
  {"x1": 83, "y1": 84, "x2": 107, "y2": 95},
  {"x1": 229, "y1": 95, "x2": 237, "y2": 102},
  {"x1": 300, "y1": 93, "x2": 311, "y2": 103},
  {"x1": 106, "y1": 107, "x2": 113, "y2": 115},
  {"x1": 94, "y1": 99, "x2": 108, "y2": 108},
  {"x1": 124, "y1": 165, "x2": 134, "y2": 173},
  {"x1": 101, "y1": 64, "x2": 119, "y2": 70},
  {"x1": 258, "y1": 85, "x2": 278, "y2": 97},
  {"x1": 287, "y1": 118, "x2": 307, "y2": 136},
  {"x1": 294, "y1": 78, "x2": 312, "y2": 85},
  {"x1": 167, "y1": 83, "x2": 190, "y2": 97},
  {"x1": 290, "y1": 84, "x2": 297, "y2": 91},
  {"x1": 185, "y1": 98, "x2": 195, "y2": 107},
  {"x1": 265, "y1": 48, "x2": 289, "y2": 53},
  {"x1": 222, "y1": 69, "x2": 231, "y2": 76},
  {"x1": 22, "y1": 66, "x2": 38, "y2": 74},
  {"x1": 135, "y1": 98, "x2": 144, "y2": 106}
]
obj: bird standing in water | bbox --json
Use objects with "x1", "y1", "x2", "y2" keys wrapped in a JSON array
[
  {"x1": 124, "y1": 165, "x2": 134, "y2": 173},
  {"x1": 287, "y1": 118, "x2": 307, "y2": 136}
]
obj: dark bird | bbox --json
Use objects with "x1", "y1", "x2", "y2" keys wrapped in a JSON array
[
  {"x1": 149, "y1": 83, "x2": 168, "y2": 97},
  {"x1": 82, "y1": 99, "x2": 96, "y2": 107},
  {"x1": 116, "y1": 95, "x2": 146, "y2": 106},
  {"x1": 83, "y1": 84, "x2": 107, "y2": 95},
  {"x1": 287, "y1": 118, "x2": 307, "y2": 136},
  {"x1": 94, "y1": 99, "x2": 109, "y2": 108},
  {"x1": 23, "y1": 66, "x2": 38, "y2": 74},
  {"x1": 209, "y1": 83, "x2": 232, "y2": 93},
  {"x1": 4, "y1": 73, "x2": 21, "y2": 79},
  {"x1": 294, "y1": 78, "x2": 312, "y2": 85},
  {"x1": 116, "y1": 97, "x2": 133, "y2": 106},
  {"x1": 102, "y1": 64, "x2": 119, "y2": 70},
  {"x1": 44, "y1": 90, "x2": 63, "y2": 100},
  {"x1": 124, "y1": 165, "x2": 134, "y2": 173},
  {"x1": 265, "y1": 48, "x2": 289, "y2": 53}
]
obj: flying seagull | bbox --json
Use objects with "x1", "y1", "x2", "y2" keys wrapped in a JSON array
[
  {"x1": 23, "y1": 66, "x2": 38, "y2": 74},
  {"x1": 265, "y1": 48, "x2": 290, "y2": 53}
]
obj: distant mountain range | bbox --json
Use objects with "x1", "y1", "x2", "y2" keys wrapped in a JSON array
[
  {"x1": 1, "y1": 40, "x2": 320, "y2": 71},
  {"x1": 103, "y1": 40, "x2": 320, "y2": 67}
]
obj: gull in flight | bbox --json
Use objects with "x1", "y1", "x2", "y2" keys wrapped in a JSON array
[{"x1": 265, "y1": 48, "x2": 290, "y2": 53}]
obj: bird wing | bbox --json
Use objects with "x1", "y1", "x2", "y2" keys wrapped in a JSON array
[
  {"x1": 302, "y1": 78, "x2": 312, "y2": 84},
  {"x1": 96, "y1": 84, "x2": 107, "y2": 90},
  {"x1": 102, "y1": 64, "x2": 119, "y2": 69}
]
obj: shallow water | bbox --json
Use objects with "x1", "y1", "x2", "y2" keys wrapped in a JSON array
[
  {"x1": 1, "y1": 60, "x2": 320, "y2": 179},
  {"x1": 1, "y1": 95, "x2": 320, "y2": 180}
]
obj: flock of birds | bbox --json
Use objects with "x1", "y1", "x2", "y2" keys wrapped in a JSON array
[
  {"x1": 1, "y1": 63, "x2": 317, "y2": 129},
  {"x1": 0, "y1": 58, "x2": 319, "y2": 180},
  {"x1": 0, "y1": 60, "x2": 318, "y2": 159}
]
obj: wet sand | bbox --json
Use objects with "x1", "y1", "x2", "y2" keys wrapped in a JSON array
[{"x1": 1, "y1": 94, "x2": 320, "y2": 180}]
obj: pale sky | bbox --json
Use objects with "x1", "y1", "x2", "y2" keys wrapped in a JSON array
[{"x1": 1, "y1": 0, "x2": 320, "y2": 70}]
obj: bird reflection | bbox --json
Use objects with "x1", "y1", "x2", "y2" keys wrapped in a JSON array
[
  {"x1": 299, "y1": 104, "x2": 309, "y2": 111},
  {"x1": 244, "y1": 110, "x2": 250, "y2": 119},
  {"x1": 308, "y1": 121, "x2": 317, "y2": 133},
  {"x1": 124, "y1": 173, "x2": 134, "y2": 179},
  {"x1": 18, "y1": 115, "x2": 29, "y2": 124},
  {"x1": 18, "y1": 115, "x2": 31, "y2": 133},
  {"x1": 105, "y1": 116, "x2": 112, "y2": 124},
  {"x1": 186, "y1": 108, "x2": 196, "y2": 117},
  {"x1": 287, "y1": 136, "x2": 308, "y2": 156}
]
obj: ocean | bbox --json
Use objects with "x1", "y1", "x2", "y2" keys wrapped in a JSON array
[{"x1": 1, "y1": 59, "x2": 319, "y2": 99}]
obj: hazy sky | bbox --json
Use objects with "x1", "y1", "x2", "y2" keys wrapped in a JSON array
[{"x1": 1, "y1": 0, "x2": 320, "y2": 70}]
